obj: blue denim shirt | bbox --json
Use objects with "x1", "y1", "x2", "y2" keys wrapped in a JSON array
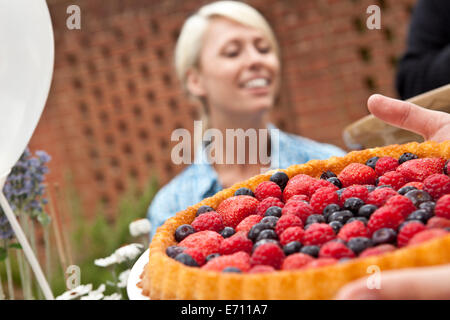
[{"x1": 147, "y1": 126, "x2": 346, "y2": 240}]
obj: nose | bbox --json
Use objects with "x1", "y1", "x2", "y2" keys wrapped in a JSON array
[{"x1": 244, "y1": 45, "x2": 266, "y2": 70}]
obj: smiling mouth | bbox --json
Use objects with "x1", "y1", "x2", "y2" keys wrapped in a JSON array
[{"x1": 241, "y1": 77, "x2": 271, "y2": 89}]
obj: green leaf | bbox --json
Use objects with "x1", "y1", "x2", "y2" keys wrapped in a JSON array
[
  {"x1": 0, "y1": 247, "x2": 7, "y2": 261},
  {"x1": 37, "y1": 211, "x2": 51, "y2": 226},
  {"x1": 8, "y1": 243, "x2": 22, "y2": 250}
]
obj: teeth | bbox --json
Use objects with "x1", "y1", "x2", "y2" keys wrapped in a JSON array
[{"x1": 244, "y1": 78, "x2": 269, "y2": 88}]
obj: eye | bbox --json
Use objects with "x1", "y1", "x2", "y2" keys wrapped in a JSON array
[
  {"x1": 255, "y1": 39, "x2": 271, "y2": 54},
  {"x1": 221, "y1": 41, "x2": 241, "y2": 58}
]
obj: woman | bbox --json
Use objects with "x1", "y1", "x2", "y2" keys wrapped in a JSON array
[{"x1": 147, "y1": 1, "x2": 346, "y2": 239}]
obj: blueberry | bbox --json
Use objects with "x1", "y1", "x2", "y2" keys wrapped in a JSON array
[
  {"x1": 329, "y1": 220, "x2": 344, "y2": 234},
  {"x1": 347, "y1": 217, "x2": 368, "y2": 225},
  {"x1": 248, "y1": 223, "x2": 272, "y2": 241},
  {"x1": 175, "y1": 253, "x2": 199, "y2": 267},
  {"x1": 405, "y1": 189, "x2": 432, "y2": 207},
  {"x1": 234, "y1": 187, "x2": 254, "y2": 197},
  {"x1": 300, "y1": 245, "x2": 320, "y2": 258},
  {"x1": 222, "y1": 267, "x2": 241, "y2": 273},
  {"x1": 357, "y1": 204, "x2": 377, "y2": 219},
  {"x1": 339, "y1": 257, "x2": 352, "y2": 263},
  {"x1": 320, "y1": 170, "x2": 337, "y2": 180},
  {"x1": 344, "y1": 197, "x2": 365, "y2": 213},
  {"x1": 347, "y1": 237, "x2": 373, "y2": 255},
  {"x1": 398, "y1": 152, "x2": 418, "y2": 164},
  {"x1": 264, "y1": 206, "x2": 282, "y2": 218},
  {"x1": 329, "y1": 210, "x2": 354, "y2": 224},
  {"x1": 175, "y1": 224, "x2": 195, "y2": 242},
  {"x1": 260, "y1": 216, "x2": 279, "y2": 229},
  {"x1": 398, "y1": 185, "x2": 417, "y2": 196},
  {"x1": 270, "y1": 171, "x2": 289, "y2": 190},
  {"x1": 407, "y1": 209, "x2": 433, "y2": 224},
  {"x1": 366, "y1": 157, "x2": 379, "y2": 170},
  {"x1": 376, "y1": 184, "x2": 392, "y2": 189},
  {"x1": 398, "y1": 220, "x2": 424, "y2": 231},
  {"x1": 205, "y1": 253, "x2": 220, "y2": 262},
  {"x1": 445, "y1": 160, "x2": 449, "y2": 175},
  {"x1": 252, "y1": 239, "x2": 280, "y2": 252},
  {"x1": 166, "y1": 245, "x2": 185, "y2": 259},
  {"x1": 304, "y1": 223, "x2": 313, "y2": 230},
  {"x1": 256, "y1": 229, "x2": 279, "y2": 242},
  {"x1": 336, "y1": 188, "x2": 345, "y2": 199},
  {"x1": 327, "y1": 177, "x2": 342, "y2": 188},
  {"x1": 419, "y1": 201, "x2": 435, "y2": 214},
  {"x1": 323, "y1": 203, "x2": 341, "y2": 221},
  {"x1": 220, "y1": 227, "x2": 236, "y2": 238},
  {"x1": 283, "y1": 241, "x2": 302, "y2": 256},
  {"x1": 372, "y1": 228, "x2": 397, "y2": 245},
  {"x1": 306, "y1": 214, "x2": 326, "y2": 225},
  {"x1": 365, "y1": 185, "x2": 376, "y2": 193},
  {"x1": 196, "y1": 205, "x2": 214, "y2": 216}
]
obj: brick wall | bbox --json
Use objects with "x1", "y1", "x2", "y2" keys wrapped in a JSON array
[{"x1": 29, "y1": 0, "x2": 417, "y2": 218}]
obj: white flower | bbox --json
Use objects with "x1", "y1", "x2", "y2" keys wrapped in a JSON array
[
  {"x1": 117, "y1": 269, "x2": 131, "y2": 288},
  {"x1": 94, "y1": 254, "x2": 119, "y2": 267},
  {"x1": 114, "y1": 243, "x2": 144, "y2": 263},
  {"x1": 103, "y1": 293, "x2": 122, "y2": 300},
  {"x1": 80, "y1": 284, "x2": 105, "y2": 300},
  {"x1": 56, "y1": 284, "x2": 93, "y2": 300},
  {"x1": 129, "y1": 219, "x2": 151, "y2": 237}
]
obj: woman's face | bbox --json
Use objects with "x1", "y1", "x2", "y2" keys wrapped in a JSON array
[{"x1": 191, "y1": 17, "x2": 280, "y2": 118}]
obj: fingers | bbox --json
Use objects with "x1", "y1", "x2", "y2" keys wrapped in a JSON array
[
  {"x1": 367, "y1": 94, "x2": 447, "y2": 140},
  {"x1": 335, "y1": 264, "x2": 450, "y2": 300}
]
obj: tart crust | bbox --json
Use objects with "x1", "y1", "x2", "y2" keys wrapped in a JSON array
[{"x1": 141, "y1": 141, "x2": 450, "y2": 299}]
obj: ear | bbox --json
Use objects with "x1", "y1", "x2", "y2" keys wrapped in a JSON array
[{"x1": 186, "y1": 68, "x2": 207, "y2": 97}]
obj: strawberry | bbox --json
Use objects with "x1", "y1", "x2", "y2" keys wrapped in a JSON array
[
  {"x1": 338, "y1": 163, "x2": 376, "y2": 187},
  {"x1": 283, "y1": 174, "x2": 316, "y2": 201},
  {"x1": 236, "y1": 215, "x2": 263, "y2": 233},
  {"x1": 216, "y1": 195, "x2": 259, "y2": 228},
  {"x1": 397, "y1": 158, "x2": 446, "y2": 182},
  {"x1": 179, "y1": 230, "x2": 224, "y2": 257}
]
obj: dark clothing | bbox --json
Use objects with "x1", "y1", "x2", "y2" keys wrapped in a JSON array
[{"x1": 396, "y1": 0, "x2": 450, "y2": 99}]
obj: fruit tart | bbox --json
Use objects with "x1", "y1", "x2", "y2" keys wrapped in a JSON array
[{"x1": 140, "y1": 141, "x2": 450, "y2": 299}]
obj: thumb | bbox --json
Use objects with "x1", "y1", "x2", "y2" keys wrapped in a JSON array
[
  {"x1": 367, "y1": 94, "x2": 446, "y2": 140},
  {"x1": 335, "y1": 264, "x2": 450, "y2": 300}
]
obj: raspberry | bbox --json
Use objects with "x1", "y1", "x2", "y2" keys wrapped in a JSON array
[
  {"x1": 248, "y1": 265, "x2": 276, "y2": 274},
  {"x1": 288, "y1": 194, "x2": 309, "y2": 202},
  {"x1": 310, "y1": 187, "x2": 339, "y2": 214},
  {"x1": 340, "y1": 185, "x2": 370, "y2": 204},
  {"x1": 401, "y1": 181, "x2": 424, "y2": 190},
  {"x1": 302, "y1": 223, "x2": 336, "y2": 246},
  {"x1": 337, "y1": 220, "x2": 369, "y2": 241},
  {"x1": 366, "y1": 187, "x2": 398, "y2": 207},
  {"x1": 250, "y1": 243, "x2": 285, "y2": 270},
  {"x1": 281, "y1": 200, "x2": 314, "y2": 223},
  {"x1": 279, "y1": 226, "x2": 305, "y2": 246},
  {"x1": 308, "y1": 179, "x2": 336, "y2": 197},
  {"x1": 375, "y1": 156, "x2": 399, "y2": 176},
  {"x1": 397, "y1": 158, "x2": 446, "y2": 182},
  {"x1": 435, "y1": 195, "x2": 450, "y2": 219},
  {"x1": 397, "y1": 221, "x2": 426, "y2": 247},
  {"x1": 283, "y1": 174, "x2": 316, "y2": 201},
  {"x1": 303, "y1": 258, "x2": 338, "y2": 269},
  {"x1": 427, "y1": 216, "x2": 450, "y2": 229},
  {"x1": 254, "y1": 181, "x2": 282, "y2": 201},
  {"x1": 216, "y1": 195, "x2": 259, "y2": 228},
  {"x1": 408, "y1": 228, "x2": 449, "y2": 246},
  {"x1": 319, "y1": 241, "x2": 355, "y2": 259},
  {"x1": 384, "y1": 195, "x2": 416, "y2": 218},
  {"x1": 281, "y1": 253, "x2": 314, "y2": 270},
  {"x1": 191, "y1": 211, "x2": 224, "y2": 232},
  {"x1": 202, "y1": 251, "x2": 251, "y2": 272},
  {"x1": 377, "y1": 171, "x2": 408, "y2": 190},
  {"x1": 255, "y1": 196, "x2": 284, "y2": 216},
  {"x1": 219, "y1": 232, "x2": 253, "y2": 255},
  {"x1": 275, "y1": 214, "x2": 303, "y2": 236},
  {"x1": 338, "y1": 163, "x2": 377, "y2": 187},
  {"x1": 236, "y1": 215, "x2": 263, "y2": 233},
  {"x1": 359, "y1": 244, "x2": 396, "y2": 257},
  {"x1": 179, "y1": 230, "x2": 224, "y2": 257},
  {"x1": 367, "y1": 207, "x2": 404, "y2": 235},
  {"x1": 423, "y1": 174, "x2": 450, "y2": 200},
  {"x1": 183, "y1": 247, "x2": 206, "y2": 266}
]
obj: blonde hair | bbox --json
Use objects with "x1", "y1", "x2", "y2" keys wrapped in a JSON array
[{"x1": 175, "y1": 1, "x2": 280, "y2": 92}]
